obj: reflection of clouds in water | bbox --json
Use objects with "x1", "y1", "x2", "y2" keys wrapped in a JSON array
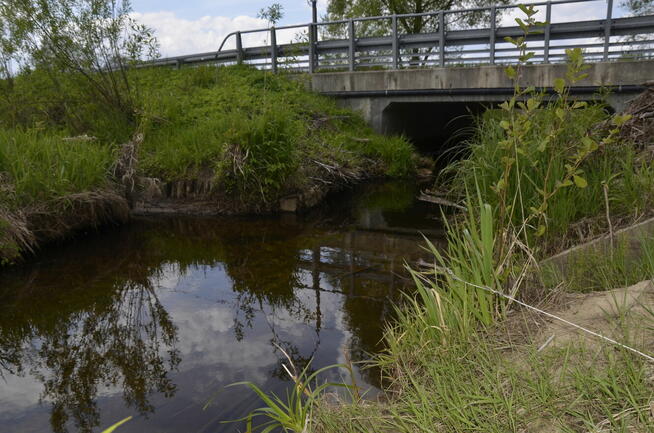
[
  {"x1": 0, "y1": 371, "x2": 44, "y2": 417},
  {"x1": 0, "y1": 211, "x2": 405, "y2": 432}
]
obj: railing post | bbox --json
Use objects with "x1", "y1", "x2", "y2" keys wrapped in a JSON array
[
  {"x1": 603, "y1": 0, "x2": 614, "y2": 61},
  {"x1": 489, "y1": 6, "x2": 496, "y2": 65},
  {"x1": 544, "y1": 1, "x2": 552, "y2": 63},
  {"x1": 392, "y1": 15, "x2": 399, "y2": 69},
  {"x1": 236, "y1": 31, "x2": 244, "y2": 65},
  {"x1": 439, "y1": 11, "x2": 445, "y2": 67},
  {"x1": 308, "y1": 23, "x2": 316, "y2": 73},
  {"x1": 270, "y1": 27, "x2": 278, "y2": 73},
  {"x1": 348, "y1": 19, "x2": 356, "y2": 72}
]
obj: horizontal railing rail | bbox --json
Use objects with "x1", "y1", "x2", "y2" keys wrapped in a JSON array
[{"x1": 143, "y1": 0, "x2": 654, "y2": 73}]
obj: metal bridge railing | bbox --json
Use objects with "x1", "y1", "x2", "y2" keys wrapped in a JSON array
[{"x1": 146, "y1": 0, "x2": 654, "y2": 73}]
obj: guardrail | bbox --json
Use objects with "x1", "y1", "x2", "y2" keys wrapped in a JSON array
[{"x1": 146, "y1": 0, "x2": 654, "y2": 73}]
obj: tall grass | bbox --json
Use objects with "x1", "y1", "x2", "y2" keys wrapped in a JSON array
[
  {"x1": 442, "y1": 104, "x2": 634, "y2": 249},
  {"x1": 397, "y1": 192, "x2": 500, "y2": 347},
  {"x1": 442, "y1": 75, "x2": 647, "y2": 254},
  {"x1": 0, "y1": 128, "x2": 115, "y2": 206},
  {"x1": 328, "y1": 320, "x2": 654, "y2": 433}
]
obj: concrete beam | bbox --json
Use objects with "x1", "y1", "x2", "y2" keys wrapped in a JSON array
[{"x1": 310, "y1": 60, "x2": 654, "y2": 93}]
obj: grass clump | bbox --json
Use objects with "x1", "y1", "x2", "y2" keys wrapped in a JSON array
[
  {"x1": 0, "y1": 128, "x2": 115, "y2": 207},
  {"x1": 544, "y1": 236, "x2": 654, "y2": 293}
]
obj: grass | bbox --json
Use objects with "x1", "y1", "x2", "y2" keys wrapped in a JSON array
[
  {"x1": 401, "y1": 194, "x2": 500, "y2": 344},
  {"x1": 0, "y1": 128, "x2": 115, "y2": 207},
  {"x1": 442, "y1": 105, "x2": 654, "y2": 254},
  {"x1": 0, "y1": 64, "x2": 415, "y2": 260},
  {"x1": 135, "y1": 65, "x2": 414, "y2": 200},
  {"x1": 1, "y1": 65, "x2": 415, "y2": 207},
  {"x1": 315, "y1": 294, "x2": 654, "y2": 433},
  {"x1": 543, "y1": 235, "x2": 654, "y2": 293}
]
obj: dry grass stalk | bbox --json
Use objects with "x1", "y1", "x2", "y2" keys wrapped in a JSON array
[
  {"x1": 614, "y1": 84, "x2": 654, "y2": 150},
  {"x1": 25, "y1": 189, "x2": 129, "y2": 243},
  {"x1": 113, "y1": 133, "x2": 144, "y2": 191},
  {"x1": 0, "y1": 207, "x2": 35, "y2": 262}
]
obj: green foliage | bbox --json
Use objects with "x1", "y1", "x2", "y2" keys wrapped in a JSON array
[
  {"x1": 225, "y1": 360, "x2": 350, "y2": 433},
  {"x1": 0, "y1": 0, "x2": 158, "y2": 114},
  {"x1": 330, "y1": 320, "x2": 654, "y2": 433},
  {"x1": 622, "y1": 0, "x2": 654, "y2": 15},
  {"x1": 325, "y1": 0, "x2": 512, "y2": 37},
  {"x1": 443, "y1": 10, "x2": 637, "y2": 251},
  {"x1": 136, "y1": 65, "x2": 414, "y2": 200},
  {"x1": 0, "y1": 128, "x2": 115, "y2": 206},
  {"x1": 0, "y1": 68, "x2": 134, "y2": 142},
  {"x1": 0, "y1": 64, "x2": 413, "y2": 208},
  {"x1": 400, "y1": 193, "x2": 499, "y2": 345}
]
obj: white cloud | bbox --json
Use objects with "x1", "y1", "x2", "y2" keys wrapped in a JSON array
[
  {"x1": 499, "y1": 0, "x2": 610, "y2": 27},
  {"x1": 131, "y1": 11, "x2": 269, "y2": 57}
]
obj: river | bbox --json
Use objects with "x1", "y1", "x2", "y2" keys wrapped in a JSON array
[{"x1": 0, "y1": 181, "x2": 443, "y2": 433}]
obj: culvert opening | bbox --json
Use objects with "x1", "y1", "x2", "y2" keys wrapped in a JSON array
[{"x1": 382, "y1": 101, "x2": 490, "y2": 161}]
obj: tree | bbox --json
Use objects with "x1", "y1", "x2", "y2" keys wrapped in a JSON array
[
  {"x1": 323, "y1": 0, "x2": 514, "y2": 67},
  {"x1": 0, "y1": 0, "x2": 159, "y2": 128},
  {"x1": 258, "y1": 2, "x2": 285, "y2": 26},
  {"x1": 622, "y1": 0, "x2": 653, "y2": 14},
  {"x1": 326, "y1": 0, "x2": 512, "y2": 36}
]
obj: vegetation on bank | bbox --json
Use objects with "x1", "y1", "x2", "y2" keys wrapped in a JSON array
[
  {"x1": 234, "y1": 6, "x2": 654, "y2": 433},
  {"x1": 135, "y1": 66, "x2": 413, "y2": 199},
  {"x1": 0, "y1": 65, "x2": 415, "y2": 262}
]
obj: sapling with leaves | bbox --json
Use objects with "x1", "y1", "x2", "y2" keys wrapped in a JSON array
[
  {"x1": 493, "y1": 4, "x2": 631, "y2": 250},
  {"x1": 258, "y1": 3, "x2": 285, "y2": 26}
]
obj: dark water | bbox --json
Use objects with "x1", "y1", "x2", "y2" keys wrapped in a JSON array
[{"x1": 0, "y1": 181, "x2": 443, "y2": 433}]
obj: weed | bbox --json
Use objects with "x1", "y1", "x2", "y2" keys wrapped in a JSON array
[{"x1": 224, "y1": 348, "x2": 351, "y2": 433}]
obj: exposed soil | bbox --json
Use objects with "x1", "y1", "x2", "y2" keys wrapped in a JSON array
[{"x1": 536, "y1": 280, "x2": 654, "y2": 350}]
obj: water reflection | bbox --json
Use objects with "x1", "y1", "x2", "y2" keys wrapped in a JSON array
[{"x1": 0, "y1": 181, "x2": 441, "y2": 433}]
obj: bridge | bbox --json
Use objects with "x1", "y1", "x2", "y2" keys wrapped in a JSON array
[{"x1": 148, "y1": 0, "x2": 654, "y2": 147}]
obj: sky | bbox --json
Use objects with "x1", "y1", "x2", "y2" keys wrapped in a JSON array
[
  {"x1": 129, "y1": 0, "x2": 627, "y2": 58},
  {"x1": 130, "y1": 0, "x2": 329, "y2": 56}
]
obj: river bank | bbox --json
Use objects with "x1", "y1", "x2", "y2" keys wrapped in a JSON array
[
  {"x1": 308, "y1": 64, "x2": 654, "y2": 432},
  {"x1": 0, "y1": 66, "x2": 417, "y2": 264}
]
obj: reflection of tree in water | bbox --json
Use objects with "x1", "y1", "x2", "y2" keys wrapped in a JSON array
[
  {"x1": 218, "y1": 222, "x2": 322, "y2": 378},
  {"x1": 0, "y1": 211, "x2": 418, "y2": 431},
  {"x1": 0, "y1": 269, "x2": 180, "y2": 433}
]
